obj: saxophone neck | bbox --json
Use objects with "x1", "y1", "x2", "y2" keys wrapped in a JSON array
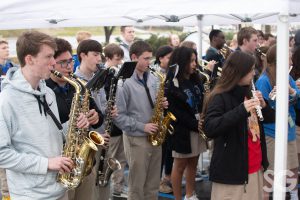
[{"x1": 51, "y1": 70, "x2": 82, "y2": 93}]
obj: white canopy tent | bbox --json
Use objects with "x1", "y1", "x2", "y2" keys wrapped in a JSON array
[
  {"x1": 0, "y1": 0, "x2": 297, "y2": 29},
  {"x1": 2, "y1": 13, "x2": 300, "y2": 30},
  {"x1": 0, "y1": 0, "x2": 297, "y2": 199}
]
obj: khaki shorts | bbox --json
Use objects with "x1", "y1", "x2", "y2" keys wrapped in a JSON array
[
  {"x1": 296, "y1": 126, "x2": 300, "y2": 154},
  {"x1": 211, "y1": 170, "x2": 263, "y2": 200},
  {"x1": 266, "y1": 136, "x2": 299, "y2": 170},
  {"x1": 172, "y1": 131, "x2": 206, "y2": 158}
]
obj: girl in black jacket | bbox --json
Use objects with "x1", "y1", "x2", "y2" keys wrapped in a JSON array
[
  {"x1": 165, "y1": 47, "x2": 206, "y2": 200},
  {"x1": 204, "y1": 51, "x2": 274, "y2": 200}
]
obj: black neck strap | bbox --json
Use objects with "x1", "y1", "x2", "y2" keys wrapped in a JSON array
[
  {"x1": 137, "y1": 74, "x2": 154, "y2": 109},
  {"x1": 34, "y1": 95, "x2": 63, "y2": 130}
]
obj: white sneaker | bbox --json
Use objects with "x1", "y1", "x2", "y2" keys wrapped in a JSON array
[{"x1": 184, "y1": 193, "x2": 199, "y2": 200}]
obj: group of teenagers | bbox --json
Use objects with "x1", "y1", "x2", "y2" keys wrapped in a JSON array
[{"x1": 0, "y1": 25, "x2": 300, "y2": 200}]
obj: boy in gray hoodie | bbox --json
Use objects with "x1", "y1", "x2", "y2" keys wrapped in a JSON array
[
  {"x1": 0, "y1": 31, "x2": 89, "y2": 200},
  {"x1": 114, "y1": 40, "x2": 168, "y2": 200}
]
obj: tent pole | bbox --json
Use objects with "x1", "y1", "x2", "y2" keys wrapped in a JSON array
[
  {"x1": 273, "y1": 1, "x2": 289, "y2": 200},
  {"x1": 197, "y1": 15, "x2": 203, "y2": 58}
]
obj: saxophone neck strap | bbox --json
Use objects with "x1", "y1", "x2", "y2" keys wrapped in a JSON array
[
  {"x1": 34, "y1": 95, "x2": 63, "y2": 131},
  {"x1": 137, "y1": 73, "x2": 154, "y2": 109}
]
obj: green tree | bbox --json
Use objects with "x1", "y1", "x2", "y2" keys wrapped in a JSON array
[{"x1": 145, "y1": 34, "x2": 169, "y2": 55}]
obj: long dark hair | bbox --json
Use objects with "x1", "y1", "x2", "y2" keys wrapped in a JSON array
[
  {"x1": 264, "y1": 44, "x2": 277, "y2": 87},
  {"x1": 169, "y1": 47, "x2": 196, "y2": 82},
  {"x1": 155, "y1": 45, "x2": 173, "y2": 65},
  {"x1": 291, "y1": 46, "x2": 300, "y2": 80},
  {"x1": 203, "y1": 51, "x2": 255, "y2": 113},
  {"x1": 168, "y1": 46, "x2": 199, "y2": 83}
]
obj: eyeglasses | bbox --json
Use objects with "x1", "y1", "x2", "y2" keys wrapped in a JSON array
[{"x1": 56, "y1": 59, "x2": 74, "y2": 68}]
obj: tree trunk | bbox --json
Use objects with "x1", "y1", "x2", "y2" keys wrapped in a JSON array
[
  {"x1": 104, "y1": 26, "x2": 115, "y2": 44},
  {"x1": 264, "y1": 25, "x2": 271, "y2": 34}
]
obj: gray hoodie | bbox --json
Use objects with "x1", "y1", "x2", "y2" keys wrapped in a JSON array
[
  {"x1": 114, "y1": 70, "x2": 159, "y2": 137},
  {"x1": 74, "y1": 68, "x2": 107, "y2": 134},
  {"x1": 0, "y1": 67, "x2": 66, "y2": 199}
]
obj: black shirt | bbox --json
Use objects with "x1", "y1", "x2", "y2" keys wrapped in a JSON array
[
  {"x1": 205, "y1": 47, "x2": 224, "y2": 76},
  {"x1": 46, "y1": 78, "x2": 103, "y2": 128}
]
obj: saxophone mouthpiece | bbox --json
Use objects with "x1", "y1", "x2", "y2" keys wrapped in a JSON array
[{"x1": 51, "y1": 70, "x2": 62, "y2": 78}]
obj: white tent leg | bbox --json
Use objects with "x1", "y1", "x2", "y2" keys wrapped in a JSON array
[
  {"x1": 273, "y1": 5, "x2": 289, "y2": 200},
  {"x1": 197, "y1": 15, "x2": 203, "y2": 58}
]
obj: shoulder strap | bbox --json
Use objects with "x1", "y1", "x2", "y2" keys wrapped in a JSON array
[
  {"x1": 144, "y1": 84, "x2": 154, "y2": 109},
  {"x1": 34, "y1": 95, "x2": 63, "y2": 130},
  {"x1": 137, "y1": 75, "x2": 154, "y2": 109}
]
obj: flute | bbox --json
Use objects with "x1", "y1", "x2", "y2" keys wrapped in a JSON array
[{"x1": 251, "y1": 80, "x2": 264, "y2": 121}]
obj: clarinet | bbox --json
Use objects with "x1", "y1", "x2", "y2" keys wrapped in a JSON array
[
  {"x1": 96, "y1": 68, "x2": 121, "y2": 187},
  {"x1": 251, "y1": 80, "x2": 264, "y2": 121}
]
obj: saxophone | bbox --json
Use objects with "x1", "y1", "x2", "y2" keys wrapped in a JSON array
[
  {"x1": 52, "y1": 71, "x2": 104, "y2": 189},
  {"x1": 148, "y1": 68, "x2": 176, "y2": 146},
  {"x1": 196, "y1": 68, "x2": 211, "y2": 94},
  {"x1": 70, "y1": 73, "x2": 105, "y2": 176},
  {"x1": 97, "y1": 68, "x2": 121, "y2": 187},
  {"x1": 195, "y1": 69, "x2": 211, "y2": 146}
]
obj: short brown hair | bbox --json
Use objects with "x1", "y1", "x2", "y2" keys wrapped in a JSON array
[
  {"x1": 237, "y1": 27, "x2": 257, "y2": 46},
  {"x1": 16, "y1": 31, "x2": 56, "y2": 67},
  {"x1": 180, "y1": 41, "x2": 196, "y2": 49},
  {"x1": 264, "y1": 33, "x2": 275, "y2": 41},
  {"x1": 104, "y1": 43, "x2": 124, "y2": 59},
  {"x1": 77, "y1": 39, "x2": 102, "y2": 62},
  {"x1": 120, "y1": 26, "x2": 133, "y2": 33},
  {"x1": 76, "y1": 31, "x2": 92, "y2": 43},
  {"x1": 54, "y1": 38, "x2": 72, "y2": 59},
  {"x1": 129, "y1": 40, "x2": 152, "y2": 59}
]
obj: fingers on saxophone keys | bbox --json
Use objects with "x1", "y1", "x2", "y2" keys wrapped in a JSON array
[
  {"x1": 148, "y1": 123, "x2": 159, "y2": 135},
  {"x1": 60, "y1": 157, "x2": 74, "y2": 173},
  {"x1": 77, "y1": 113, "x2": 90, "y2": 128}
]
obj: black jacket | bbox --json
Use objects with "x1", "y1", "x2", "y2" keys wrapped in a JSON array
[
  {"x1": 165, "y1": 78, "x2": 203, "y2": 154},
  {"x1": 204, "y1": 85, "x2": 275, "y2": 185},
  {"x1": 205, "y1": 47, "x2": 224, "y2": 73},
  {"x1": 46, "y1": 78, "x2": 103, "y2": 128}
]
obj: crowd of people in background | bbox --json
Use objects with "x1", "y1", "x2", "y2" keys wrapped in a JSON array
[{"x1": 0, "y1": 25, "x2": 299, "y2": 200}]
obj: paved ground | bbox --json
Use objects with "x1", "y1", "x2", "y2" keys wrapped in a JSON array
[{"x1": 112, "y1": 176, "x2": 211, "y2": 200}]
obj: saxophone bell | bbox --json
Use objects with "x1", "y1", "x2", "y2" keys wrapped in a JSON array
[
  {"x1": 89, "y1": 131, "x2": 105, "y2": 146},
  {"x1": 52, "y1": 70, "x2": 104, "y2": 189},
  {"x1": 98, "y1": 158, "x2": 121, "y2": 187}
]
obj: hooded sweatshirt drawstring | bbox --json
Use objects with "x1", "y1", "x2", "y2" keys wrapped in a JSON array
[
  {"x1": 33, "y1": 95, "x2": 47, "y2": 116},
  {"x1": 34, "y1": 94, "x2": 63, "y2": 131}
]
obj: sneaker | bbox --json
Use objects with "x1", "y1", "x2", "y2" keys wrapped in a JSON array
[
  {"x1": 159, "y1": 179, "x2": 173, "y2": 193},
  {"x1": 112, "y1": 191, "x2": 128, "y2": 198},
  {"x1": 184, "y1": 193, "x2": 199, "y2": 200},
  {"x1": 195, "y1": 172, "x2": 203, "y2": 182}
]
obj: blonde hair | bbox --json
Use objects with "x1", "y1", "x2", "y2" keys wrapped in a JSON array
[{"x1": 76, "y1": 31, "x2": 92, "y2": 43}]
